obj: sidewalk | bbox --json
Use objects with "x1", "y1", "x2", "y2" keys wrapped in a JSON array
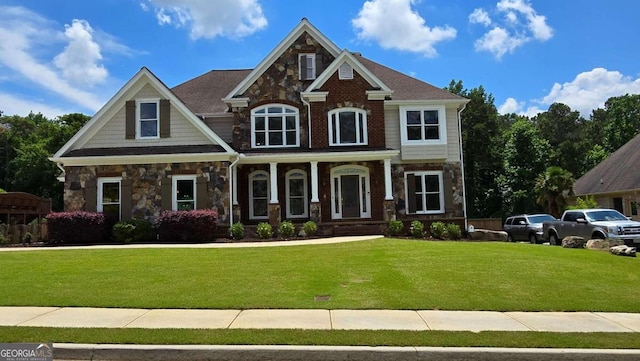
[{"x1": 2, "y1": 306, "x2": 640, "y2": 332}]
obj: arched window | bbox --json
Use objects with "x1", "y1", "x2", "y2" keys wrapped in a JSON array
[
  {"x1": 249, "y1": 171, "x2": 270, "y2": 219},
  {"x1": 251, "y1": 104, "x2": 299, "y2": 148},
  {"x1": 285, "y1": 170, "x2": 308, "y2": 218},
  {"x1": 328, "y1": 108, "x2": 367, "y2": 146}
]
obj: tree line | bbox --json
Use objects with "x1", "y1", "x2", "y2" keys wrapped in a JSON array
[{"x1": 1, "y1": 87, "x2": 639, "y2": 216}]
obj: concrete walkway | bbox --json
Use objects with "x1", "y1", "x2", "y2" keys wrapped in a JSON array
[{"x1": 2, "y1": 306, "x2": 640, "y2": 332}]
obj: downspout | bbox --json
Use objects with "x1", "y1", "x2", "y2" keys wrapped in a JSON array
[
  {"x1": 301, "y1": 95, "x2": 312, "y2": 147},
  {"x1": 457, "y1": 104, "x2": 469, "y2": 232},
  {"x1": 228, "y1": 154, "x2": 240, "y2": 235}
]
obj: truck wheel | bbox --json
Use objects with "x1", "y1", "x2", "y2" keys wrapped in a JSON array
[
  {"x1": 529, "y1": 233, "x2": 538, "y2": 244},
  {"x1": 549, "y1": 232, "x2": 559, "y2": 246}
]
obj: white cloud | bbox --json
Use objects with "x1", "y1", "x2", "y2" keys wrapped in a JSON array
[
  {"x1": 499, "y1": 68, "x2": 640, "y2": 117},
  {"x1": 469, "y1": 0, "x2": 552, "y2": 59},
  {"x1": 352, "y1": 0, "x2": 456, "y2": 57},
  {"x1": 144, "y1": 0, "x2": 268, "y2": 39},
  {"x1": 469, "y1": 8, "x2": 491, "y2": 26},
  {"x1": 0, "y1": 92, "x2": 72, "y2": 119},
  {"x1": 53, "y1": 19, "x2": 108, "y2": 86}
]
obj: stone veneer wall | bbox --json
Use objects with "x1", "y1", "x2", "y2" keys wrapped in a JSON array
[{"x1": 64, "y1": 162, "x2": 230, "y2": 222}]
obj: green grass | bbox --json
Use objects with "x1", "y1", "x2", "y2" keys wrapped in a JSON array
[{"x1": 1, "y1": 238, "x2": 638, "y2": 312}]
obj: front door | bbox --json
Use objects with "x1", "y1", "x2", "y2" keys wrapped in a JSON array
[{"x1": 341, "y1": 175, "x2": 360, "y2": 218}]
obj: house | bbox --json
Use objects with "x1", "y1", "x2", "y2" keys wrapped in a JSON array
[
  {"x1": 573, "y1": 133, "x2": 640, "y2": 220},
  {"x1": 50, "y1": 18, "x2": 469, "y2": 236}
]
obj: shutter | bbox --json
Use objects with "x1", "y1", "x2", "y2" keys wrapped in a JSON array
[
  {"x1": 299, "y1": 55, "x2": 308, "y2": 80},
  {"x1": 159, "y1": 99, "x2": 170, "y2": 138},
  {"x1": 406, "y1": 174, "x2": 416, "y2": 214},
  {"x1": 121, "y1": 178, "x2": 132, "y2": 220},
  {"x1": 125, "y1": 100, "x2": 136, "y2": 139},
  {"x1": 443, "y1": 171, "x2": 454, "y2": 213},
  {"x1": 196, "y1": 176, "x2": 208, "y2": 210},
  {"x1": 84, "y1": 178, "x2": 97, "y2": 212},
  {"x1": 315, "y1": 53, "x2": 324, "y2": 78},
  {"x1": 161, "y1": 177, "x2": 172, "y2": 210}
]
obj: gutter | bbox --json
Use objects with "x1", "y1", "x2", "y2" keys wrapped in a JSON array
[
  {"x1": 457, "y1": 103, "x2": 469, "y2": 232},
  {"x1": 228, "y1": 155, "x2": 240, "y2": 235},
  {"x1": 301, "y1": 96, "x2": 312, "y2": 147}
]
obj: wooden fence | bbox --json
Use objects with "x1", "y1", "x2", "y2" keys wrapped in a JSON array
[{"x1": 467, "y1": 218, "x2": 503, "y2": 231}]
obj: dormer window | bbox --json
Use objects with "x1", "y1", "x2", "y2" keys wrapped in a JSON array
[{"x1": 299, "y1": 53, "x2": 316, "y2": 80}]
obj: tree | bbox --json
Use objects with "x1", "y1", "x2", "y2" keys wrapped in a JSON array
[
  {"x1": 534, "y1": 166, "x2": 574, "y2": 218},
  {"x1": 601, "y1": 94, "x2": 640, "y2": 153},
  {"x1": 499, "y1": 119, "x2": 550, "y2": 215},
  {"x1": 446, "y1": 80, "x2": 506, "y2": 218}
]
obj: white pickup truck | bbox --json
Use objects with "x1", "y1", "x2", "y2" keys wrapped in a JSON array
[{"x1": 542, "y1": 209, "x2": 640, "y2": 245}]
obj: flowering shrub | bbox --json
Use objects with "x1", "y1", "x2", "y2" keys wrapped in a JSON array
[
  {"x1": 430, "y1": 221, "x2": 447, "y2": 239},
  {"x1": 256, "y1": 222, "x2": 273, "y2": 239},
  {"x1": 278, "y1": 220, "x2": 296, "y2": 238},
  {"x1": 303, "y1": 221, "x2": 317, "y2": 236},
  {"x1": 446, "y1": 223, "x2": 462, "y2": 240},
  {"x1": 155, "y1": 209, "x2": 218, "y2": 243},
  {"x1": 410, "y1": 220, "x2": 425, "y2": 238},
  {"x1": 388, "y1": 220, "x2": 404, "y2": 236},
  {"x1": 46, "y1": 211, "x2": 106, "y2": 244},
  {"x1": 230, "y1": 222, "x2": 245, "y2": 240}
]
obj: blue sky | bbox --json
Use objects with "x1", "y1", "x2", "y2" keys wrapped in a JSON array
[{"x1": 1, "y1": 0, "x2": 639, "y2": 119}]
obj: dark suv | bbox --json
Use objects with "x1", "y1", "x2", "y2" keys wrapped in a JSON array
[{"x1": 504, "y1": 214, "x2": 556, "y2": 244}]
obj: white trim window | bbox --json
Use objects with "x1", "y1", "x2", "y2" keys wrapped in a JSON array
[
  {"x1": 173, "y1": 175, "x2": 196, "y2": 211},
  {"x1": 330, "y1": 165, "x2": 371, "y2": 219},
  {"x1": 405, "y1": 171, "x2": 444, "y2": 214},
  {"x1": 97, "y1": 177, "x2": 121, "y2": 220},
  {"x1": 137, "y1": 99, "x2": 159, "y2": 138},
  {"x1": 399, "y1": 106, "x2": 446, "y2": 144},
  {"x1": 285, "y1": 170, "x2": 308, "y2": 218},
  {"x1": 251, "y1": 105, "x2": 299, "y2": 148},
  {"x1": 298, "y1": 53, "x2": 316, "y2": 80},
  {"x1": 328, "y1": 108, "x2": 367, "y2": 146},
  {"x1": 249, "y1": 171, "x2": 270, "y2": 219}
]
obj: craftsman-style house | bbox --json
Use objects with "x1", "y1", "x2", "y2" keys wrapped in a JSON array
[{"x1": 51, "y1": 18, "x2": 469, "y2": 236}]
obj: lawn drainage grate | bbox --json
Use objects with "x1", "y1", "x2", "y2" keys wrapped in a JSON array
[{"x1": 314, "y1": 295, "x2": 331, "y2": 302}]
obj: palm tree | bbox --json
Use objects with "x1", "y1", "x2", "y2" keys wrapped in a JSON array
[{"x1": 535, "y1": 166, "x2": 574, "y2": 218}]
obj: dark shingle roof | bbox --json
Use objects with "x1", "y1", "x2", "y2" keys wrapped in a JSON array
[
  {"x1": 573, "y1": 133, "x2": 640, "y2": 195},
  {"x1": 172, "y1": 69, "x2": 251, "y2": 115}
]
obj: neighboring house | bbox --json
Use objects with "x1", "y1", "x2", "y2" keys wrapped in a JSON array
[
  {"x1": 51, "y1": 18, "x2": 469, "y2": 236},
  {"x1": 573, "y1": 133, "x2": 640, "y2": 221}
]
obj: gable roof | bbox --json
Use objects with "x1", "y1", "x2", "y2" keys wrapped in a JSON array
[
  {"x1": 224, "y1": 18, "x2": 341, "y2": 100},
  {"x1": 51, "y1": 67, "x2": 236, "y2": 163},
  {"x1": 173, "y1": 69, "x2": 251, "y2": 116},
  {"x1": 574, "y1": 132, "x2": 640, "y2": 195}
]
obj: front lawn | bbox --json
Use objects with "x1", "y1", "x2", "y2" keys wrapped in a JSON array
[{"x1": 1, "y1": 238, "x2": 638, "y2": 312}]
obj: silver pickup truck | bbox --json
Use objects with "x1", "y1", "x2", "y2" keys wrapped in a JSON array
[{"x1": 542, "y1": 209, "x2": 640, "y2": 245}]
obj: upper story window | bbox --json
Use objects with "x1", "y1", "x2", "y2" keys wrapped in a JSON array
[
  {"x1": 399, "y1": 106, "x2": 446, "y2": 144},
  {"x1": 251, "y1": 105, "x2": 299, "y2": 148},
  {"x1": 137, "y1": 100, "x2": 159, "y2": 138},
  {"x1": 299, "y1": 53, "x2": 316, "y2": 80},
  {"x1": 328, "y1": 108, "x2": 367, "y2": 146}
]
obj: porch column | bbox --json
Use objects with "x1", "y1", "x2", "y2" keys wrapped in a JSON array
[
  {"x1": 269, "y1": 162, "x2": 278, "y2": 203},
  {"x1": 384, "y1": 158, "x2": 393, "y2": 200},
  {"x1": 310, "y1": 161, "x2": 319, "y2": 202}
]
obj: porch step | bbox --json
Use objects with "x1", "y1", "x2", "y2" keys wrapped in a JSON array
[{"x1": 332, "y1": 224, "x2": 382, "y2": 236}]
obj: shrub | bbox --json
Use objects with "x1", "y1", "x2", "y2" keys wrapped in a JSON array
[
  {"x1": 22, "y1": 232, "x2": 33, "y2": 244},
  {"x1": 278, "y1": 220, "x2": 296, "y2": 238},
  {"x1": 388, "y1": 220, "x2": 404, "y2": 236},
  {"x1": 410, "y1": 220, "x2": 425, "y2": 238},
  {"x1": 568, "y1": 195, "x2": 598, "y2": 209},
  {"x1": 256, "y1": 222, "x2": 273, "y2": 239},
  {"x1": 0, "y1": 233, "x2": 6, "y2": 245},
  {"x1": 155, "y1": 210, "x2": 218, "y2": 243},
  {"x1": 430, "y1": 221, "x2": 447, "y2": 239},
  {"x1": 446, "y1": 223, "x2": 462, "y2": 240},
  {"x1": 113, "y1": 222, "x2": 135, "y2": 243},
  {"x1": 303, "y1": 221, "x2": 317, "y2": 237},
  {"x1": 112, "y1": 219, "x2": 156, "y2": 244},
  {"x1": 230, "y1": 222, "x2": 244, "y2": 240},
  {"x1": 46, "y1": 211, "x2": 106, "y2": 244}
]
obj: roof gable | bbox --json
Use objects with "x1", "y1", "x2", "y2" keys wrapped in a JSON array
[
  {"x1": 224, "y1": 18, "x2": 341, "y2": 100},
  {"x1": 52, "y1": 67, "x2": 236, "y2": 160}
]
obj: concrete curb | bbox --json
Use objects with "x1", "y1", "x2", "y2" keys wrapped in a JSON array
[{"x1": 53, "y1": 344, "x2": 640, "y2": 361}]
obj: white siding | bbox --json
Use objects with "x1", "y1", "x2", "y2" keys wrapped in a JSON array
[
  {"x1": 445, "y1": 106, "x2": 461, "y2": 162},
  {"x1": 83, "y1": 83, "x2": 212, "y2": 148},
  {"x1": 383, "y1": 107, "x2": 401, "y2": 163}
]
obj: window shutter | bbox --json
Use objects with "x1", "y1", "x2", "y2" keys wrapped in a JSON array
[
  {"x1": 299, "y1": 55, "x2": 308, "y2": 80},
  {"x1": 406, "y1": 174, "x2": 416, "y2": 214},
  {"x1": 121, "y1": 178, "x2": 132, "y2": 220},
  {"x1": 196, "y1": 176, "x2": 208, "y2": 210},
  {"x1": 315, "y1": 53, "x2": 324, "y2": 77},
  {"x1": 125, "y1": 100, "x2": 136, "y2": 139},
  {"x1": 443, "y1": 171, "x2": 454, "y2": 213},
  {"x1": 161, "y1": 177, "x2": 172, "y2": 210},
  {"x1": 159, "y1": 99, "x2": 170, "y2": 138},
  {"x1": 84, "y1": 178, "x2": 97, "y2": 212}
]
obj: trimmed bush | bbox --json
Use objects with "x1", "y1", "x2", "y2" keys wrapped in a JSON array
[
  {"x1": 256, "y1": 222, "x2": 273, "y2": 239},
  {"x1": 278, "y1": 220, "x2": 296, "y2": 238},
  {"x1": 155, "y1": 210, "x2": 218, "y2": 243},
  {"x1": 430, "y1": 221, "x2": 447, "y2": 239},
  {"x1": 446, "y1": 223, "x2": 462, "y2": 240},
  {"x1": 46, "y1": 211, "x2": 106, "y2": 244},
  {"x1": 112, "y1": 219, "x2": 156, "y2": 244},
  {"x1": 388, "y1": 220, "x2": 404, "y2": 236},
  {"x1": 410, "y1": 220, "x2": 424, "y2": 238},
  {"x1": 22, "y1": 232, "x2": 33, "y2": 244},
  {"x1": 230, "y1": 222, "x2": 244, "y2": 240},
  {"x1": 303, "y1": 221, "x2": 317, "y2": 237}
]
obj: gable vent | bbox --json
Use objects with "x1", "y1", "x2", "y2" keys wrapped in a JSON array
[{"x1": 339, "y1": 62, "x2": 353, "y2": 80}]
